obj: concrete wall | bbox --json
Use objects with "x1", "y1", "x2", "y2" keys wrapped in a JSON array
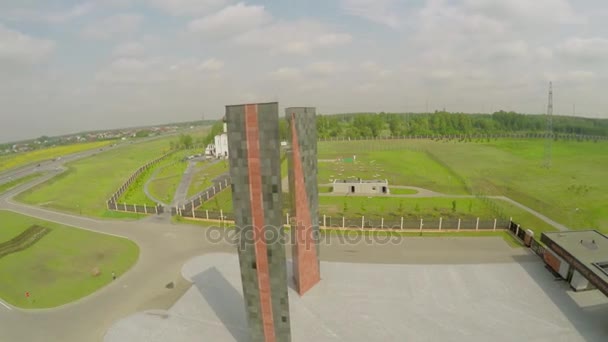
[
  {"x1": 213, "y1": 133, "x2": 228, "y2": 158},
  {"x1": 332, "y1": 182, "x2": 388, "y2": 194},
  {"x1": 226, "y1": 102, "x2": 291, "y2": 342},
  {"x1": 286, "y1": 107, "x2": 321, "y2": 296},
  {"x1": 570, "y1": 270, "x2": 591, "y2": 291}
]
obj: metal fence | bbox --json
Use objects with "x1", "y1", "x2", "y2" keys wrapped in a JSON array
[
  {"x1": 176, "y1": 210, "x2": 510, "y2": 231},
  {"x1": 107, "y1": 201, "x2": 164, "y2": 214},
  {"x1": 180, "y1": 174, "x2": 231, "y2": 212},
  {"x1": 106, "y1": 150, "x2": 175, "y2": 213}
]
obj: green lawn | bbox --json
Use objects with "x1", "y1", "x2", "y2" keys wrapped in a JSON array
[
  {"x1": 16, "y1": 137, "x2": 175, "y2": 217},
  {"x1": 0, "y1": 210, "x2": 139, "y2": 308},
  {"x1": 0, "y1": 141, "x2": 115, "y2": 173},
  {"x1": 318, "y1": 139, "x2": 608, "y2": 233},
  {"x1": 147, "y1": 152, "x2": 191, "y2": 203},
  {"x1": 0, "y1": 172, "x2": 44, "y2": 194},
  {"x1": 317, "y1": 143, "x2": 469, "y2": 194},
  {"x1": 187, "y1": 159, "x2": 229, "y2": 197}
]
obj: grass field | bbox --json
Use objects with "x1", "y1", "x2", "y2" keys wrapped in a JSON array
[
  {"x1": 0, "y1": 210, "x2": 138, "y2": 308},
  {"x1": 0, "y1": 172, "x2": 44, "y2": 194},
  {"x1": 0, "y1": 141, "x2": 115, "y2": 174},
  {"x1": 187, "y1": 159, "x2": 229, "y2": 197},
  {"x1": 318, "y1": 139, "x2": 608, "y2": 233},
  {"x1": 16, "y1": 137, "x2": 175, "y2": 217},
  {"x1": 147, "y1": 152, "x2": 192, "y2": 204}
]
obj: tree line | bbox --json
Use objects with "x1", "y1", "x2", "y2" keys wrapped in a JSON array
[
  {"x1": 316, "y1": 111, "x2": 608, "y2": 139},
  {"x1": 199, "y1": 111, "x2": 608, "y2": 145}
]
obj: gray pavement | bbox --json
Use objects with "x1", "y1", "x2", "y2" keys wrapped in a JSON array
[
  {"x1": 106, "y1": 252, "x2": 608, "y2": 342},
  {"x1": 171, "y1": 160, "x2": 197, "y2": 207}
]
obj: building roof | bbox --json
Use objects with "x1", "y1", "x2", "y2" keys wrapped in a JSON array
[
  {"x1": 332, "y1": 179, "x2": 388, "y2": 184},
  {"x1": 541, "y1": 230, "x2": 608, "y2": 295}
]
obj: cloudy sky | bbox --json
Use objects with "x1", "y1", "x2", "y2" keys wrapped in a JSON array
[{"x1": 1, "y1": 0, "x2": 607, "y2": 142}]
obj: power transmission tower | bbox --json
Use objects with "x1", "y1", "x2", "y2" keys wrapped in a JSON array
[{"x1": 543, "y1": 82, "x2": 553, "y2": 168}]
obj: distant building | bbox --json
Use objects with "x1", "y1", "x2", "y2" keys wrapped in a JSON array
[
  {"x1": 332, "y1": 179, "x2": 389, "y2": 195},
  {"x1": 207, "y1": 118, "x2": 229, "y2": 159}
]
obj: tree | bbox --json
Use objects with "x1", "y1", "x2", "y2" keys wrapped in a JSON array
[{"x1": 179, "y1": 134, "x2": 193, "y2": 149}]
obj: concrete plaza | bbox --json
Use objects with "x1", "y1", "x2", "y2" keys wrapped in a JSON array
[{"x1": 105, "y1": 253, "x2": 608, "y2": 342}]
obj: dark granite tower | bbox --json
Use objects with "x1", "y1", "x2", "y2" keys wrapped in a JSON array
[
  {"x1": 225, "y1": 102, "x2": 291, "y2": 342},
  {"x1": 286, "y1": 107, "x2": 321, "y2": 296}
]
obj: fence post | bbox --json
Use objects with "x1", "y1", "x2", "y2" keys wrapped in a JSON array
[
  {"x1": 342, "y1": 216, "x2": 345, "y2": 228},
  {"x1": 400, "y1": 217, "x2": 404, "y2": 230},
  {"x1": 381, "y1": 217, "x2": 384, "y2": 229},
  {"x1": 225, "y1": 179, "x2": 228, "y2": 187},
  {"x1": 516, "y1": 224, "x2": 520, "y2": 238},
  {"x1": 361, "y1": 216, "x2": 365, "y2": 229},
  {"x1": 206, "y1": 210, "x2": 209, "y2": 220},
  {"x1": 220, "y1": 209, "x2": 224, "y2": 221},
  {"x1": 123, "y1": 203, "x2": 127, "y2": 211},
  {"x1": 144, "y1": 203, "x2": 147, "y2": 214},
  {"x1": 493, "y1": 218, "x2": 497, "y2": 231},
  {"x1": 286, "y1": 212, "x2": 290, "y2": 226},
  {"x1": 458, "y1": 218, "x2": 461, "y2": 231},
  {"x1": 192, "y1": 205, "x2": 195, "y2": 219},
  {"x1": 155, "y1": 205, "x2": 158, "y2": 214},
  {"x1": 199, "y1": 195, "x2": 202, "y2": 204},
  {"x1": 323, "y1": 215, "x2": 326, "y2": 227},
  {"x1": 212, "y1": 187, "x2": 216, "y2": 195},
  {"x1": 509, "y1": 217, "x2": 513, "y2": 227},
  {"x1": 439, "y1": 217, "x2": 442, "y2": 231},
  {"x1": 420, "y1": 218, "x2": 423, "y2": 231},
  {"x1": 476, "y1": 217, "x2": 480, "y2": 231}
]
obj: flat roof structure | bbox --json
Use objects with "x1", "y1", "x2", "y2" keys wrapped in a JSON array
[{"x1": 541, "y1": 230, "x2": 608, "y2": 297}]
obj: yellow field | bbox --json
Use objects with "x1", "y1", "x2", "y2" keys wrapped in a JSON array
[{"x1": 0, "y1": 140, "x2": 115, "y2": 173}]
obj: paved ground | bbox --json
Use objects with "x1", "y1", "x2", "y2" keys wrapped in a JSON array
[{"x1": 105, "y1": 253, "x2": 608, "y2": 342}]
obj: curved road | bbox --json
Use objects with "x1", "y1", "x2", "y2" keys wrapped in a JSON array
[{"x1": 0, "y1": 150, "x2": 554, "y2": 341}]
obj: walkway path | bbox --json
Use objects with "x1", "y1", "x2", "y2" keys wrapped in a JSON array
[
  {"x1": 142, "y1": 165, "x2": 168, "y2": 206},
  {"x1": 171, "y1": 160, "x2": 197, "y2": 207}
]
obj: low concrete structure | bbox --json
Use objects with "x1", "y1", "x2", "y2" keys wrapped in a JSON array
[
  {"x1": 331, "y1": 179, "x2": 389, "y2": 194},
  {"x1": 541, "y1": 230, "x2": 608, "y2": 296}
]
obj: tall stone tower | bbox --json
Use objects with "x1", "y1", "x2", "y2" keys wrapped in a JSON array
[
  {"x1": 286, "y1": 107, "x2": 321, "y2": 296},
  {"x1": 225, "y1": 102, "x2": 291, "y2": 342}
]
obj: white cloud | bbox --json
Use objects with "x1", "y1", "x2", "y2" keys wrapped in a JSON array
[
  {"x1": 463, "y1": 0, "x2": 583, "y2": 25},
  {"x1": 82, "y1": 13, "x2": 143, "y2": 40},
  {"x1": 340, "y1": 0, "x2": 402, "y2": 28},
  {"x1": 308, "y1": 61, "x2": 344, "y2": 76},
  {"x1": 112, "y1": 42, "x2": 145, "y2": 57},
  {"x1": 198, "y1": 58, "x2": 224, "y2": 71},
  {"x1": 151, "y1": 0, "x2": 228, "y2": 16},
  {"x1": 360, "y1": 61, "x2": 391, "y2": 78},
  {"x1": 95, "y1": 57, "x2": 166, "y2": 84},
  {"x1": 188, "y1": 3, "x2": 272, "y2": 36},
  {"x1": 0, "y1": 24, "x2": 55, "y2": 64},
  {"x1": 556, "y1": 37, "x2": 608, "y2": 63},
  {"x1": 3, "y1": 2, "x2": 95, "y2": 23},
  {"x1": 235, "y1": 20, "x2": 352, "y2": 55},
  {"x1": 269, "y1": 67, "x2": 302, "y2": 81}
]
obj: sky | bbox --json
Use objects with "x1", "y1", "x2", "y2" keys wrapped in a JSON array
[{"x1": 1, "y1": 0, "x2": 608, "y2": 142}]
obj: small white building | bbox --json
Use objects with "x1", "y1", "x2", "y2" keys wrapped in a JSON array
[{"x1": 332, "y1": 179, "x2": 389, "y2": 195}]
